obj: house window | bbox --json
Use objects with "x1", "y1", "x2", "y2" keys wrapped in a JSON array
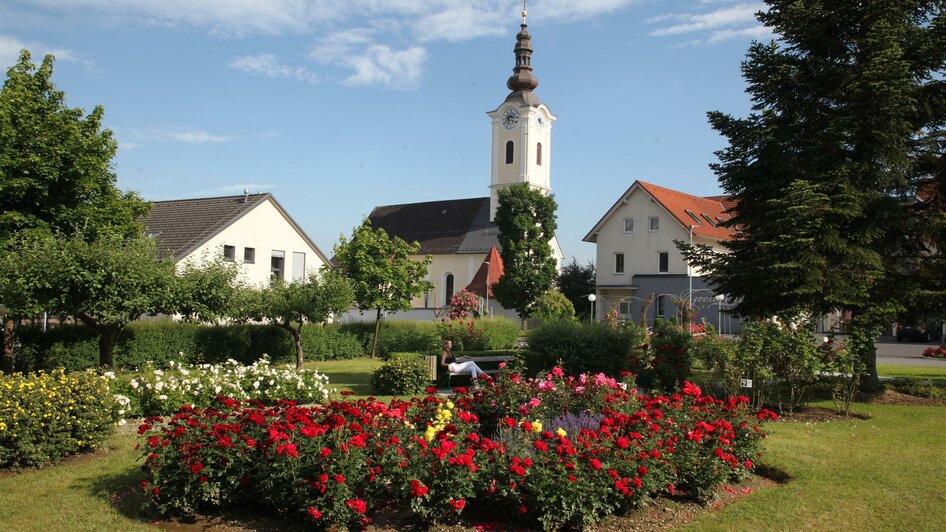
[
  {"x1": 271, "y1": 250, "x2": 285, "y2": 281},
  {"x1": 223, "y1": 245, "x2": 235, "y2": 262},
  {"x1": 656, "y1": 295, "x2": 666, "y2": 319},
  {"x1": 615, "y1": 252, "x2": 625, "y2": 274},
  {"x1": 623, "y1": 218, "x2": 634, "y2": 233},
  {"x1": 702, "y1": 213, "x2": 717, "y2": 227},
  {"x1": 619, "y1": 301, "x2": 631, "y2": 317},
  {"x1": 505, "y1": 141, "x2": 514, "y2": 164},
  {"x1": 536, "y1": 142, "x2": 542, "y2": 165},
  {"x1": 244, "y1": 247, "x2": 255, "y2": 263},
  {"x1": 445, "y1": 273, "x2": 455, "y2": 303},
  {"x1": 292, "y1": 252, "x2": 306, "y2": 282},
  {"x1": 648, "y1": 216, "x2": 659, "y2": 231},
  {"x1": 658, "y1": 251, "x2": 669, "y2": 273},
  {"x1": 685, "y1": 210, "x2": 703, "y2": 225}
]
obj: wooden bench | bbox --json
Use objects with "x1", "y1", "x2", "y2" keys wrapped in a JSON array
[{"x1": 426, "y1": 355, "x2": 516, "y2": 386}]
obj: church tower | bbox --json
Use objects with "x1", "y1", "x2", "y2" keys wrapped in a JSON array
[{"x1": 487, "y1": 3, "x2": 557, "y2": 221}]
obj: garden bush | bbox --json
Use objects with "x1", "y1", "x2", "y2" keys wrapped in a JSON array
[
  {"x1": 0, "y1": 368, "x2": 118, "y2": 468},
  {"x1": 370, "y1": 355, "x2": 430, "y2": 395},
  {"x1": 125, "y1": 357, "x2": 332, "y2": 416},
  {"x1": 13, "y1": 321, "x2": 297, "y2": 371},
  {"x1": 299, "y1": 325, "x2": 364, "y2": 360},
  {"x1": 438, "y1": 317, "x2": 518, "y2": 351},
  {"x1": 138, "y1": 367, "x2": 775, "y2": 530},
  {"x1": 639, "y1": 318, "x2": 694, "y2": 391},
  {"x1": 526, "y1": 320, "x2": 648, "y2": 376},
  {"x1": 376, "y1": 321, "x2": 441, "y2": 360}
]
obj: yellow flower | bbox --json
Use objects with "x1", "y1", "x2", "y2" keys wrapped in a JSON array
[
  {"x1": 556, "y1": 427, "x2": 567, "y2": 437},
  {"x1": 532, "y1": 421, "x2": 543, "y2": 434},
  {"x1": 446, "y1": 401, "x2": 455, "y2": 410}
]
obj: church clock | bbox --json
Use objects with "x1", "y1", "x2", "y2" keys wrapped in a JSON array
[{"x1": 501, "y1": 107, "x2": 519, "y2": 129}]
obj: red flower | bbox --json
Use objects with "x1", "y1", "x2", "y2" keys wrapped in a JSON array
[
  {"x1": 346, "y1": 499, "x2": 367, "y2": 514},
  {"x1": 449, "y1": 498, "x2": 466, "y2": 511},
  {"x1": 410, "y1": 479, "x2": 429, "y2": 497},
  {"x1": 425, "y1": 386, "x2": 438, "y2": 394},
  {"x1": 277, "y1": 442, "x2": 299, "y2": 457},
  {"x1": 340, "y1": 390, "x2": 354, "y2": 396},
  {"x1": 307, "y1": 506, "x2": 322, "y2": 520},
  {"x1": 321, "y1": 447, "x2": 332, "y2": 457},
  {"x1": 589, "y1": 458, "x2": 602, "y2": 471},
  {"x1": 190, "y1": 463, "x2": 204, "y2": 475},
  {"x1": 334, "y1": 474, "x2": 346, "y2": 483}
]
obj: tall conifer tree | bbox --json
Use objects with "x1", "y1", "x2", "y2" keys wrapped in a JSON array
[{"x1": 680, "y1": 1, "x2": 946, "y2": 387}]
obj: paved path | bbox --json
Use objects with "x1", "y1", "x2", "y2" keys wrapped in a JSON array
[{"x1": 875, "y1": 336, "x2": 946, "y2": 368}]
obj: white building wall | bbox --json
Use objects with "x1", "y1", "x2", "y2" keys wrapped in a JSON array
[
  {"x1": 594, "y1": 189, "x2": 724, "y2": 282},
  {"x1": 178, "y1": 199, "x2": 327, "y2": 287}
]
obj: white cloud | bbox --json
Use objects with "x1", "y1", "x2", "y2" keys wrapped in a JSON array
[
  {"x1": 229, "y1": 54, "x2": 320, "y2": 84},
  {"x1": 648, "y1": 2, "x2": 768, "y2": 46},
  {"x1": 413, "y1": 6, "x2": 505, "y2": 42},
  {"x1": 123, "y1": 127, "x2": 236, "y2": 145},
  {"x1": 311, "y1": 30, "x2": 427, "y2": 89},
  {"x1": 536, "y1": 0, "x2": 642, "y2": 21},
  {"x1": 0, "y1": 34, "x2": 89, "y2": 69}
]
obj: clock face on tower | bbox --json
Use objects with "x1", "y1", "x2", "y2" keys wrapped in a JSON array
[{"x1": 501, "y1": 107, "x2": 520, "y2": 129}]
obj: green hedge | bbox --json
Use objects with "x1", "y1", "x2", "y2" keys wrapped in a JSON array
[
  {"x1": 14, "y1": 321, "x2": 366, "y2": 372},
  {"x1": 526, "y1": 320, "x2": 648, "y2": 377},
  {"x1": 0, "y1": 368, "x2": 116, "y2": 468}
]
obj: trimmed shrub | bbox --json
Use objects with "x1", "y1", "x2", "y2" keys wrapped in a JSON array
[
  {"x1": 638, "y1": 319, "x2": 694, "y2": 391},
  {"x1": 526, "y1": 320, "x2": 648, "y2": 377},
  {"x1": 0, "y1": 368, "x2": 116, "y2": 468},
  {"x1": 376, "y1": 321, "x2": 441, "y2": 360},
  {"x1": 371, "y1": 355, "x2": 430, "y2": 395},
  {"x1": 300, "y1": 325, "x2": 364, "y2": 360},
  {"x1": 438, "y1": 317, "x2": 519, "y2": 351}
]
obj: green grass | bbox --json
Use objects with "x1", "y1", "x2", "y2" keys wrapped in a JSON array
[
  {"x1": 0, "y1": 431, "x2": 151, "y2": 532},
  {"x1": 877, "y1": 364, "x2": 946, "y2": 380},
  {"x1": 685, "y1": 401, "x2": 946, "y2": 531},
  {"x1": 303, "y1": 357, "x2": 384, "y2": 396}
]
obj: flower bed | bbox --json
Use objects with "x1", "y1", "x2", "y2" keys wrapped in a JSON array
[
  {"x1": 123, "y1": 357, "x2": 332, "y2": 416},
  {"x1": 0, "y1": 368, "x2": 118, "y2": 468},
  {"x1": 922, "y1": 346, "x2": 946, "y2": 359},
  {"x1": 138, "y1": 368, "x2": 776, "y2": 529}
]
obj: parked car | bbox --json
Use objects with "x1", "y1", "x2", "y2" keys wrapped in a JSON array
[{"x1": 896, "y1": 321, "x2": 942, "y2": 342}]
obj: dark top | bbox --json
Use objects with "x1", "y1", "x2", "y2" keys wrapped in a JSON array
[{"x1": 444, "y1": 353, "x2": 456, "y2": 364}]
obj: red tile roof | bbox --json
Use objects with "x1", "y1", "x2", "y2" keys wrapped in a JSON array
[
  {"x1": 464, "y1": 245, "x2": 504, "y2": 297},
  {"x1": 637, "y1": 181, "x2": 737, "y2": 240}
]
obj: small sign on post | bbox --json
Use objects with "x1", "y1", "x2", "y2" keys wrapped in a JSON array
[{"x1": 740, "y1": 378, "x2": 753, "y2": 388}]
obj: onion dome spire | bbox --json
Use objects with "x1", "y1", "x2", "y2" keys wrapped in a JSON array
[{"x1": 505, "y1": 0, "x2": 540, "y2": 106}]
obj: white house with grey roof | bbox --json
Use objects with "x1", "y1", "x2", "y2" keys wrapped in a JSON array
[{"x1": 145, "y1": 193, "x2": 330, "y2": 287}]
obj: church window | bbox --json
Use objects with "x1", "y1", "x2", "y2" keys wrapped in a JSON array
[
  {"x1": 536, "y1": 142, "x2": 542, "y2": 165},
  {"x1": 505, "y1": 141, "x2": 514, "y2": 164},
  {"x1": 445, "y1": 273, "x2": 455, "y2": 303}
]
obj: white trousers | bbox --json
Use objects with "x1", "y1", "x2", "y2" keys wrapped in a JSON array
[{"x1": 448, "y1": 361, "x2": 483, "y2": 379}]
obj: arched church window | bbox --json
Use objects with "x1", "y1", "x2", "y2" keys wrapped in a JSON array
[
  {"x1": 505, "y1": 141, "x2": 514, "y2": 164},
  {"x1": 536, "y1": 142, "x2": 542, "y2": 165},
  {"x1": 445, "y1": 273, "x2": 455, "y2": 304}
]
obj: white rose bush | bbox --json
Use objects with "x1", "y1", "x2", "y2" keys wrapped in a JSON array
[{"x1": 127, "y1": 356, "x2": 332, "y2": 416}]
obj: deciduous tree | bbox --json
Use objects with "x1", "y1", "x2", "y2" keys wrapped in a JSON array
[
  {"x1": 492, "y1": 183, "x2": 558, "y2": 325},
  {"x1": 556, "y1": 258, "x2": 596, "y2": 318},
  {"x1": 333, "y1": 219, "x2": 432, "y2": 357}
]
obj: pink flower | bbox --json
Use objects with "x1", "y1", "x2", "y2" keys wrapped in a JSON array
[
  {"x1": 498, "y1": 362, "x2": 507, "y2": 369},
  {"x1": 551, "y1": 366, "x2": 564, "y2": 377},
  {"x1": 528, "y1": 397, "x2": 541, "y2": 408}
]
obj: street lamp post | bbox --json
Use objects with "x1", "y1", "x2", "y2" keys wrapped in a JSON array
[
  {"x1": 688, "y1": 225, "x2": 697, "y2": 311},
  {"x1": 588, "y1": 294, "x2": 597, "y2": 322},
  {"x1": 714, "y1": 293, "x2": 725, "y2": 334}
]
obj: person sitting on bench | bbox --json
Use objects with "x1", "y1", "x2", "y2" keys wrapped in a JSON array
[{"x1": 440, "y1": 340, "x2": 484, "y2": 383}]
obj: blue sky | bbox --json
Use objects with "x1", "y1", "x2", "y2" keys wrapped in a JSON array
[{"x1": 1, "y1": 0, "x2": 770, "y2": 265}]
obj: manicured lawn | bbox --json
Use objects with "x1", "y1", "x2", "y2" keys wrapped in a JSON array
[
  {"x1": 685, "y1": 401, "x2": 946, "y2": 531},
  {"x1": 0, "y1": 431, "x2": 151, "y2": 532},
  {"x1": 303, "y1": 356, "x2": 384, "y2": 396},
  {"x1": 877, "y1": 364, "x2": 946, "y2": 380}
]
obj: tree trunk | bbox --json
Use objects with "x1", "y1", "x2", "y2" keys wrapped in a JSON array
[
  {"x1": 860, "y1": 340, "x2": 881, "y2": 392},
  {"x1": 848, "y1": 311, "x2": 881, "y2": 392},
  {"x1": 98, "y1": 330, "x2": 115, "y2": 369},
  {"x1": 293, "y1": 322, "x2": 304, "y2": 370},
  {"x1": 371, "y1": 308, "x2": 382, "y2": 358},
  {"x1": 2, "y1": 319, "x2": 15, "y2": 374}
]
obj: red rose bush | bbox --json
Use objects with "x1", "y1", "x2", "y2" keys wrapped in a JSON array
[{"x1": 139, "y1": 368, "x2": 775, "y2": 530}]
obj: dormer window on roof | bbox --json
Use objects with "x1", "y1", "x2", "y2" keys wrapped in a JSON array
[
  {"x1": 716, "y1": 216, "x2": 727, "y2": 225},
  {"x1": 702, "y1": 213, "x2": 717, "y2": 227},
  {"x1": 685, "y1": 210, "x2": 703, "y2": 225}
]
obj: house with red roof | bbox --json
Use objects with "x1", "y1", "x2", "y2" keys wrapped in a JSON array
[{"x1": 583, "y1": 180, "x2": 739, "y2": 332}]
